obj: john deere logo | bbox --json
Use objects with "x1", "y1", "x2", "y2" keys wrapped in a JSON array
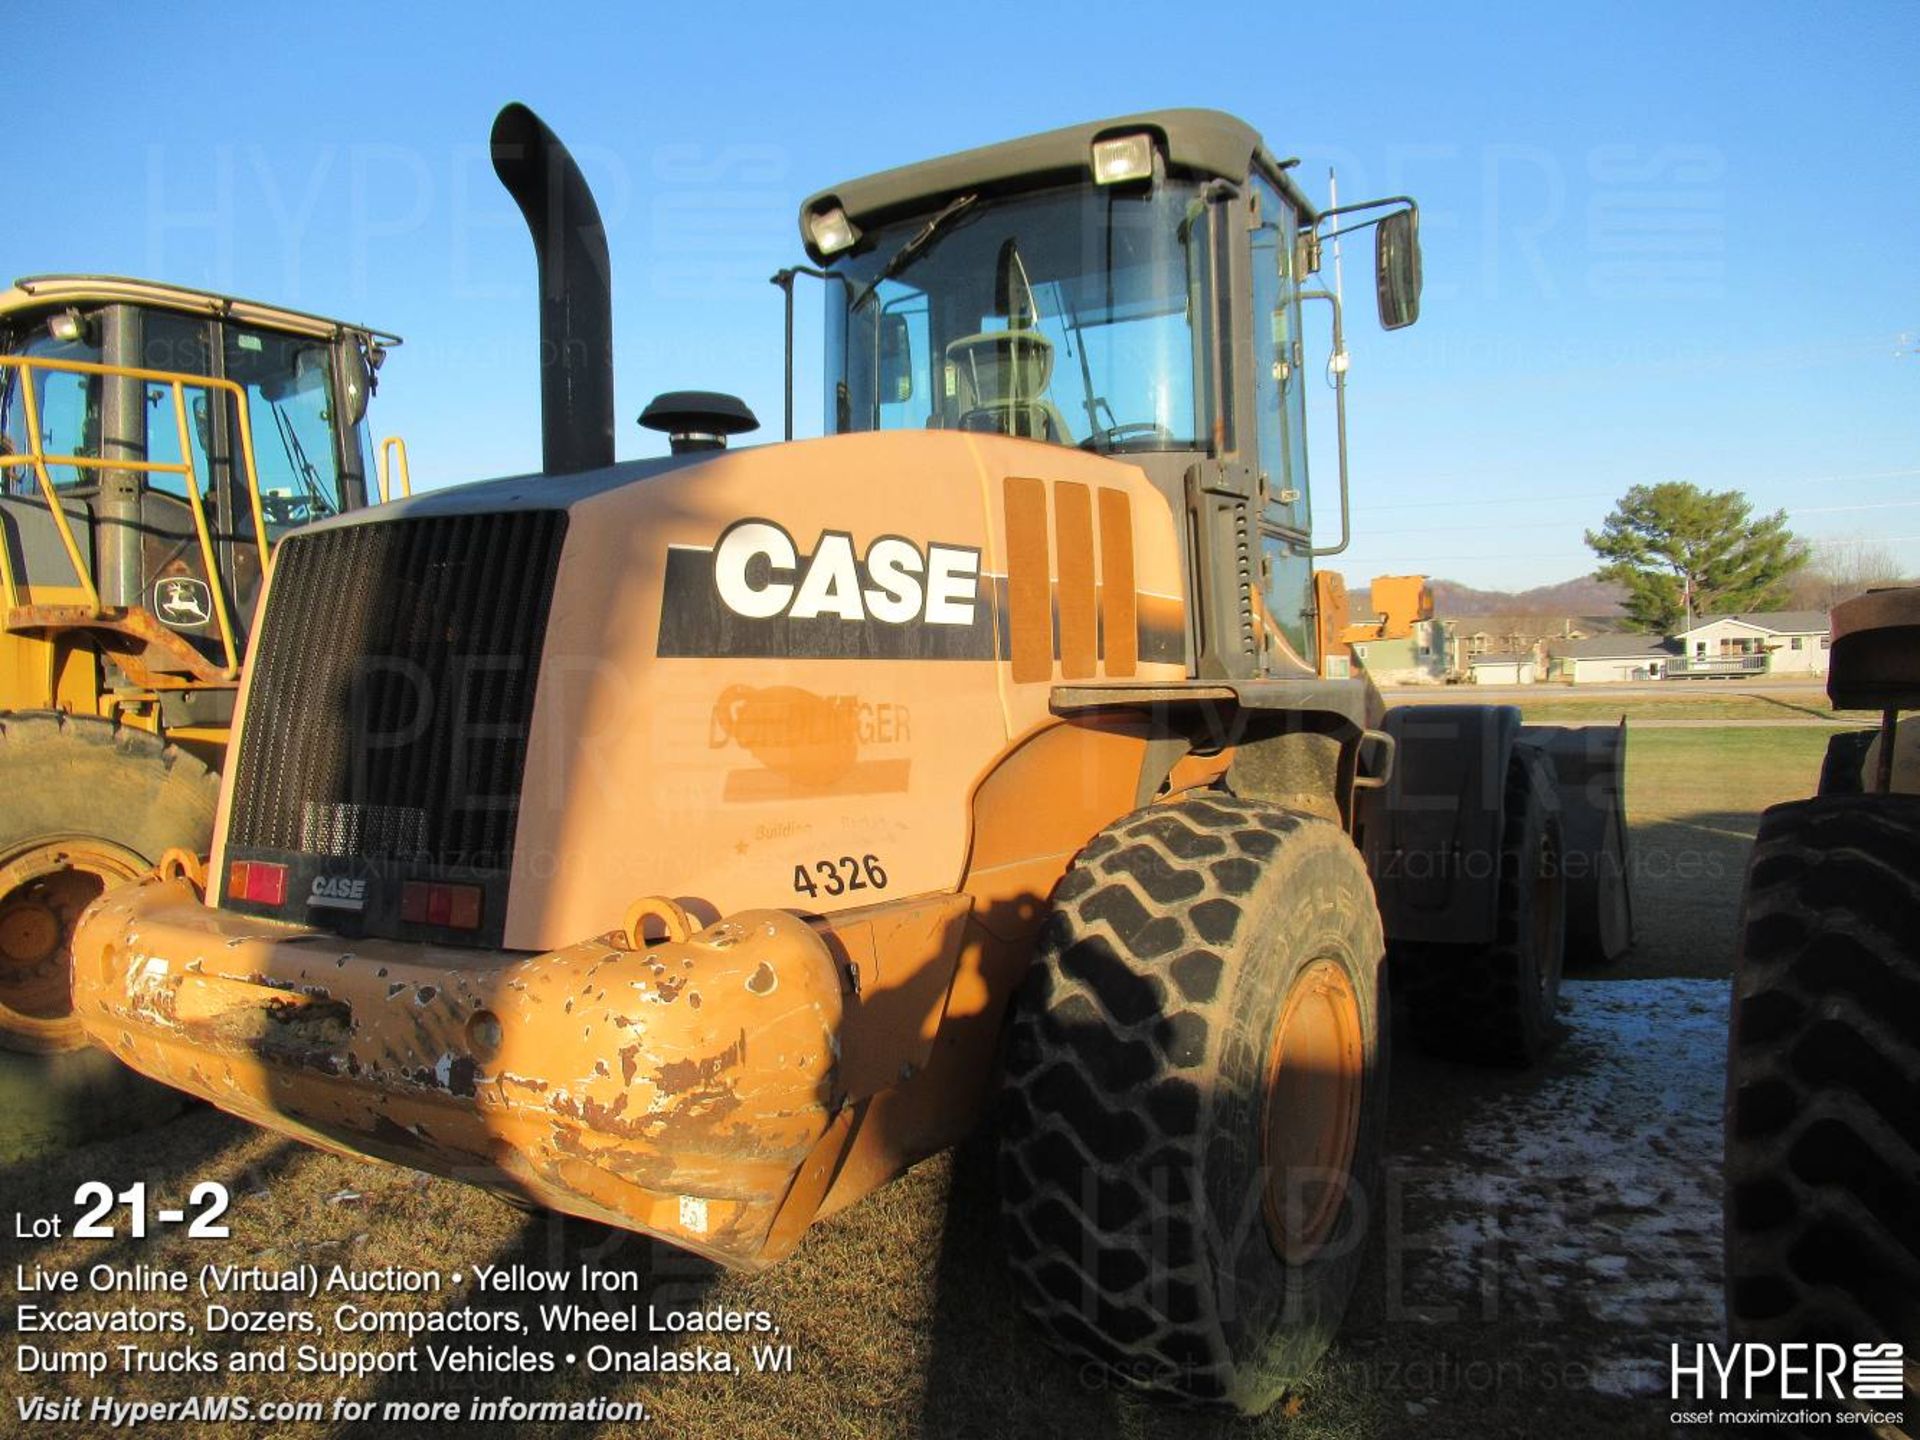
[{"x1": 154, "y1": 577, "x2": 213, "y2": 630}]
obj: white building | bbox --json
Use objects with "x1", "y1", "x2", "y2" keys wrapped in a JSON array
[
  {"x1": 1672, "y1": 611, "x2": 1831, "y2": 677},
  {"x1": 1469, "y1": 652, "x2": 1537, "y2": 686},
  {"x1": 1551, "y1": 633, "x2": 1679, "y2": 684},
  {"x1": 1349, "y1": 618, "x2": 1451, "y2": 685}
]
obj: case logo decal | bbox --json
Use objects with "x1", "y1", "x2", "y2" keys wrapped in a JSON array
[{"x1": 657, "y1": 520, "x2": 994, "y2": 661}]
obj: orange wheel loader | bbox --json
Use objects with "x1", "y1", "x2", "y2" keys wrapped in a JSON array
[{"x1": 71, "y1": 104, "x2": 1629, "y2": 1411}]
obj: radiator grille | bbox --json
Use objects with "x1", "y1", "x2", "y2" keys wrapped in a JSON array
[{"x1": 225, "y1": 511, "x2": 568, "y2": 872}]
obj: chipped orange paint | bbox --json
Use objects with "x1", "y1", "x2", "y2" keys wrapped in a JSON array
[{"x1": 76, "y1": 876, "x2": 847, "y2": 1268}]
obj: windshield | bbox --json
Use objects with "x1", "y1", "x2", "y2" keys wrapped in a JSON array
[
  {"x1": 222, "y1": 327, "x2": 349, "y2": 535},
  {"x1": 2, "y1": 314, "x2": 358, "y2": 533},
  {"x1": 824, "y1": 179, "x2": 1215, "y2": 452}
]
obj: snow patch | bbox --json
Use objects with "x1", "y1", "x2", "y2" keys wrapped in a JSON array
[{"x1": 1392, "y1": 978, "x2": 1729, "y2": 1398}]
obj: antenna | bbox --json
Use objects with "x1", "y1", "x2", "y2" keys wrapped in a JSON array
[{"x1": 1328, "y1": 168, "x2": 1350, "y2": 376}]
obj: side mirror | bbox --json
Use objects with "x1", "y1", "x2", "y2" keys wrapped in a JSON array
[
  {"x1": 879, "y1": 312, "x2": 913, "y2": 403},
  {"x1": 334, "y1": 337, "x2": 373, "y2": 426},
  {"x1": 1375, "y1": 208, "x2": 1422, "y2": 330}
]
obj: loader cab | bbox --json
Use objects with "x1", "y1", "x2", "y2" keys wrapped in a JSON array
[
  {"x1": 0, "y1": 276, "x2": 400, "y2": 681},
  {"x1": 795, "y1": 110, "x2": 1419, "y2": 682}
]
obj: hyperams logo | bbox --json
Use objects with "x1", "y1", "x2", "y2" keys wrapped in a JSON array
[
  {"x1": 1669, "y1": 1341, "x2": 1905, "y2": 1427},
  {"x1": 657, "y1": 521, "x2": 997, "y2": 661}
]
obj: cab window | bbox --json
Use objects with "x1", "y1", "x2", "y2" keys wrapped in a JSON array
[
  {"x1": 1, "y1": 331, "x2": 103, "y2": 492},
  {"x1": 223, "y1": 328, "x2": 346, "y2": 533}
]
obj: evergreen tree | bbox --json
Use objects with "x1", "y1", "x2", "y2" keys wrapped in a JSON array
[{"x1": 1585, "y1": 482, "x2": 1805, "y2": 634}]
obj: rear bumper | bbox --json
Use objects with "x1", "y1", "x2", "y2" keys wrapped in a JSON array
[{"x1": 72, "y1": 878, "x2": 846, "y2": 1268}]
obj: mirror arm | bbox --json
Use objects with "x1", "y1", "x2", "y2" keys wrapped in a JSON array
[
  {"x1": 770, "y1": 265, "x2": 837, "y2": 442},
  {"x1": 1298, "y1": 288, "x2": 1351, "y2": 557},
  {"x1": 1314, "y1": 195, "x2": 1418, "y2": 245}
]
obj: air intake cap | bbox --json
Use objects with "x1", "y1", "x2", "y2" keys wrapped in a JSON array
[{"x1": 639, "y1": 391, "x2": 760, "y2": 454}]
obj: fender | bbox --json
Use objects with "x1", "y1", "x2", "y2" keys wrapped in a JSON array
[{"x1": 1356, "y1": 704, "x2": 1524, "y2": 947}]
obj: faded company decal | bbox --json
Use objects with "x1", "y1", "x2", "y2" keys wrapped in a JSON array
[
  {"x1": 710, "y1": 684, "x2": 913, "y2": 799},
  {"x1": 657, "y1": 520, "x2": 996, "y2": 660}
]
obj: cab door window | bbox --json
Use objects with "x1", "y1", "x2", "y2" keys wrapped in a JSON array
[
  {"x1": 224, "y1": 327, "x2": 345, "y2": 534},
  {"x1": 137, "y1": 312, "x2": 216, "y2": 504},
  {"x1": 1250, "y1": 178, "x2": 1310, "y2": 534},
  {"x1": 1, "y1": 331, "x2": 103, "y2": 492}
]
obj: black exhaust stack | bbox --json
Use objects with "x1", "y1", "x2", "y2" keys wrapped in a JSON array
[{"x1": 491, "y1": 102, "x2": 615, "y2": 475}]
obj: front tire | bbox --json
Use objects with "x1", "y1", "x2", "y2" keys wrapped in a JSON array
[
  {"x1": 0, "y1": 712, "x2": 217, "y2": 1052},
  {"x1": 997, "y1": 794, "x2": 1386, "y2": 1413},
  {"x1": 1724, "y1": 795, "x2": 1920, "y2": 1416}
]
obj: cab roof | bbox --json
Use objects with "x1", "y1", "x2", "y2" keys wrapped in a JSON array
[
  {"x1": 0, "y1": 274, "x2": 401, "y2": 347},
  {"x1": 798, "y1": 108, "x2": 1315, "y2": 263}
]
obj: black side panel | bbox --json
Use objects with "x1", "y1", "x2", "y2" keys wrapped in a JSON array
[
  {"x1": 1357, "y1": 703, "x2": 1520, "y2": 946},
  {"x1": 223, "y1": 511, "x2": 568, "y2": 944}
]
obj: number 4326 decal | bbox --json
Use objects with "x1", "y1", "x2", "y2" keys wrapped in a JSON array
[{"x1": 793, "y1": 854, "x2": 888, "y2": 899}]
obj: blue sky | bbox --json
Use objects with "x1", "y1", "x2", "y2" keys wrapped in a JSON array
[{"x1": 9, "y1": 2, "x2": 1916, "y2": 591}]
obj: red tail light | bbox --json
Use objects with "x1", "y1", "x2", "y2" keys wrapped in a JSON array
[
  {"x1": 400, "y1": 882, "x2": 483, "y2": 930},
  {"x1": 227, "y1": 860, "x2": 287, "y2": 906}
]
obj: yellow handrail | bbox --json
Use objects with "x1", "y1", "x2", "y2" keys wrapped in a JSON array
[
  {"x1": 168, "y1": 384, "x2": 240, "y2": 675},
  {"x1": 6, "y1": 366, "x2": 97, "y2": 614},
  {"x1": 377, "y1": 434, "x2": 412, "y2": 503},
  {"x1": 0, "y1": 353, "x2": 269, "y2": 679}
]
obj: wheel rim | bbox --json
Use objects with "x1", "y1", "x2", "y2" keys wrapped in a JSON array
[
  {"x1": 1261, "y1": 957, "x2": 1366, "y2": 1264},
  {"x1": 0, "y1": 838, "x2": 147, "y2": 1028}
]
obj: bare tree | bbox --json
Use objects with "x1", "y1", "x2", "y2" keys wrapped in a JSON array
[{"x1": 1790, "y1": 537, "x2": 1908, "y2": 612}]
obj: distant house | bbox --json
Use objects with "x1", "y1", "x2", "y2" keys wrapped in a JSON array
[
  {"x1": 1350, "y1": 617, "x2": 1450, "y2": 685},
  {"x1": 1551, "y1": 632, "x2": 1680, "y2": 684},
  {"x1": 1671, "y1": 611, "x2": 1831, "y2": 678},
  {"x1": 1439, "y1": 614, "x2": 1622, "y2": 679},
  {"x1": 1544, "y1": 609, "x2": 1832, "y2": 683},
  {"x1": 1469, "y1": 652, "x2": 1537, "y2": 686},
  {"x1": 1341, "y1": 577, "x2": 1449, "y2": 684}
]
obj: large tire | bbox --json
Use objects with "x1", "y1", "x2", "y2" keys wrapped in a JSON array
[
  {"x1": 0, "y1": 712, "x2": 218, "y2": 1053},
  {"x1": 1724, "y1": 795, "x2": 1920, "y2": 1414},
  {"x1": 1397, "y1": 750, "x2": 1568, "y2": 1066},
  {"x1": 997, "y1": 794, "x2": 1386, "y2": 1414}
]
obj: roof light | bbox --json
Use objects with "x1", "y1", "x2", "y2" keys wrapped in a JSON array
[
  {"x1": 808, "y1": 205, "x2": 859, "y2": 256},
  {"x1": 46, "y1": 309, "x2": 84, "y2": 344},
  {"x1": 1091, "y1": 133, "x2": 1155, "y2": 186}
]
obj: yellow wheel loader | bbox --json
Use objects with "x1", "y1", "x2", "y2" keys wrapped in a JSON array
[
  {"x1": 0, "y1": 276, "x2": 404, "y2": 1143},
  {"x1": 72, "y1": 105, "x2": 1629, "y2": 1412}
]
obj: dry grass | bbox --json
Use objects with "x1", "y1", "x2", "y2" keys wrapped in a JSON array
[
  {"x1": 1, "y1": 721, "x2": 1835, "y2": 1439},
  {"x1": 1610, "y1": 726, "x2": 1832, "y2": 979},
  {"x1": 1385, "y1": 689, "x2": 1846, "y2": 725},
  {"x1": 1515, "y1": 694, "x2": 1844, "y2": 724}
]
